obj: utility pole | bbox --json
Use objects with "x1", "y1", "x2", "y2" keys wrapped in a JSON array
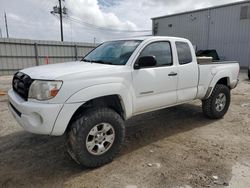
[
  {"x1": 4, "y1": 12, "x2": 9, "y2": 38},
  {"x1": 59, "y1": 0, "x2": 63, "y2": 41},
  {"x1": 0, "y1": 28, "x2": 2, "y2": 38},
  {"x1": 51, "y1": 0, "x2": 67, "y2": 42}
]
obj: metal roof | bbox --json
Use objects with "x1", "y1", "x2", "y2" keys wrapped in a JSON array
[{"x1": 151, "y1": 0, "x2": 250, "y2": 20}]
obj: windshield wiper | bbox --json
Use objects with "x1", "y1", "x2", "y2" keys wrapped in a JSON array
[
  {"x1": 82, "y1": 59, "x2": 113, "y2": 65},
  {"x1": 81, "y1": 59, "x2": 92, "y2": 62},
  {"x1": 92, "y1": 60, "x2": 113, "y2": 65},
  {"x1": 81, "y1": 59, "x2": 113, "y2": 65}
]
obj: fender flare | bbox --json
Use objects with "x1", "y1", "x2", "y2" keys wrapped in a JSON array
[
  {"x1": 205, "y1": 70, "x2": 232, "y2": 99},
  {"x1": 66, "y1": 83, "x2": 133, "y2": 119}
]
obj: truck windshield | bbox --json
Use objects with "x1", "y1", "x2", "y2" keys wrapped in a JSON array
[{"x1": 82, "y1": 40, "x2": 142, "y2": 65}]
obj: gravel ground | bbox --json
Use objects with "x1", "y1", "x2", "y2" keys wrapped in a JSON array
[{"x1": 0, "y1": 72, "x2": 250, "y2": 188}]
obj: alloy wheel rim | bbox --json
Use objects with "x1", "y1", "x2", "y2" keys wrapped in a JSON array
[
  {"x1": 215, "y1": 93, "x2": 226, "y2": 112},
  {"x1": 86, "y1": 123, "x2": 115, "y2": 155}
]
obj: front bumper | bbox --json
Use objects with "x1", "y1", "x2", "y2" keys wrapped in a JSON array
[{"x1": 8, "y1": 89, "x2": 63, "y2": 135}]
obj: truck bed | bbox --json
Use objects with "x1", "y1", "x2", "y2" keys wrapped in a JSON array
[{"x1": 196, "y1": 61, "x2": 239, "y2": 99}]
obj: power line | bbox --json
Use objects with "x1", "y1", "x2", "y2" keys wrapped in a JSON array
[
  {"x1": 65, "y1": 16, "x2": 141, "y2": 35},
  {"x1": 52, "y1": 13, "x2": 98, "y2": 40},
  {"x1": 66, "y1": 16, "x2": 152, "y2": 33},
  {"x1": 50, "y1": 2, "x2": 151, "y2": 41},
  {"x1": 53, "y1": 13, "x2": 152, "y2": 41},
  {"x1": 70, "y1": 16, "x2": 151, "y2": 32},
  {"x1": 65, "y1": 16, "x2": 152, "y2": 39}
]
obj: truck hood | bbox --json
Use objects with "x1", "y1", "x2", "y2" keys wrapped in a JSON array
[{"x1": 21, "y1": 61, "x2": 119, "y2": 80}]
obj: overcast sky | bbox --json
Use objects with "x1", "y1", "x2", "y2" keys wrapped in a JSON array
[{"x1": 0, "y1": 0, "x2": 245, "y2": 43}]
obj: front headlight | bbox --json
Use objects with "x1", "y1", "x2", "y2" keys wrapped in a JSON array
[{"x1": 28, "y1": 80, "x2": 63, "y2": 100}]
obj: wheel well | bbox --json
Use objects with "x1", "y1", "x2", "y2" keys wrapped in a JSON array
[
  {"x1": 216, "y1": 77, "x2": 229, "y2": 87},
  {"x1": 66, "y1": 95, "x2": 125, "y2": 132},
  {"x1": 205, "y1": 77, "x2": 230, "y2": 99}
]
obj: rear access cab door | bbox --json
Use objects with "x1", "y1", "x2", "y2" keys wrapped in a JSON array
[
  {"x1": 131, "y1": 40, "x2": 178, "y2": 114},
  {"x1": 174, "y1": 40, "x2": 199, "y2": 103}
]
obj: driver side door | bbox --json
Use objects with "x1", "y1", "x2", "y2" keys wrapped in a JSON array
[{"x1": 132, "y1": 41, "x2": 178, "y2": 114}]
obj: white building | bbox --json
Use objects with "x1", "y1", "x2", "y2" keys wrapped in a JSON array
[{"x1": 152, "y1": 0, "x2": 250, "y2": 68}]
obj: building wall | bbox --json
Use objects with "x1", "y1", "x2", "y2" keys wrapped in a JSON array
[
  {"x1": 0, "y1": 38, "x2": 96, "y2": 75},
  {"x1": 153, "y1": 1, "x2": 250, "y2": 68}
]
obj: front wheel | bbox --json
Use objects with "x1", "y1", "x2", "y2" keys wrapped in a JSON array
[
  {"x1": 202, "y1": 84, "x2": 231, "y2": 119},
  {"x1": 66, "y1": 108, "x2": 125, "y2": 168}
]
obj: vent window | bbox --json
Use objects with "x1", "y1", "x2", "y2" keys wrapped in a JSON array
[{"x1": 240, "y1": 6, "x2": 250, "y2": 19}]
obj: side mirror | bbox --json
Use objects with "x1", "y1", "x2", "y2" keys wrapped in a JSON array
[{"x1": 134, "y1": 56, "x2": 157, "y2": 69}]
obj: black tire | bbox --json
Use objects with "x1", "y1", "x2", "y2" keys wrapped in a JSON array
[
  {"x1": 248, "y1": 69, "x2": 250, "y2": 80},
  {"x1": 202, "y1": 84, "x2": 231, "y2": 119},
  {"x1": 66, "y1": 108, "x2": 125, "y2": 168}
]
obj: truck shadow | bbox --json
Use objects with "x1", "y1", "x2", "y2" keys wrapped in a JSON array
[
  {"x1": 123, "y1": 103, "x2": 215, "y2": 154},
  {"x1": 0, "y1": 103, "x2": 216, "y2": 187}
]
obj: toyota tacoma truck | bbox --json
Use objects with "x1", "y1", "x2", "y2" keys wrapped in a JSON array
[{"x1": 8, "y1": 36, "x2": 239, "y2": 168}]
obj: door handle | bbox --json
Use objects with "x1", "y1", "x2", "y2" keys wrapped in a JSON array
[{"x1": 168, "y1": 72, "x2": 178, "y2": 76}]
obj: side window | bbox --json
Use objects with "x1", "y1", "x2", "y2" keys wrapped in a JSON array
[
  {"x1": 140, "y1": 41, "x2": 173, "y2": 67},
  {"x1": 176, "y1": 42, "x2": 193, "y2": 65}
]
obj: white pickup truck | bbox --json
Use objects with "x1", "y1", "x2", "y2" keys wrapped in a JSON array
[{"x1": 8, "y1": 36, "x2": 239, "y2": 168}]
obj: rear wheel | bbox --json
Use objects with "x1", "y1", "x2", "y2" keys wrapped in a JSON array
[
  {"x1": 202, "y1": 84, "x2": 230, "y2": 119},
  {"x1": 66, "y1": 108, "x2": 125, "y2": 168}
]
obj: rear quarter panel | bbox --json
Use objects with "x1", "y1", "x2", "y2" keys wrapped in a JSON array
[{"x1": 197, "y1": 62, "x2": 239, "y2": 99}]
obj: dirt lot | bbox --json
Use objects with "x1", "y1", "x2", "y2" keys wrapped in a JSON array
[{"x1": 0, "y1": 72, "x2": 250, "y2": 188}]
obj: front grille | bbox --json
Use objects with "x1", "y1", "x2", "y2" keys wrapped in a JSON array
[{"x1": 12, "y1": 72, "x2": 33, "y2": 101}]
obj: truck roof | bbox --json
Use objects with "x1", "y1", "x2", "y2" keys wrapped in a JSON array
[{"x1": 108, "y1": 36, "x2": 189, "y2": 42}]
